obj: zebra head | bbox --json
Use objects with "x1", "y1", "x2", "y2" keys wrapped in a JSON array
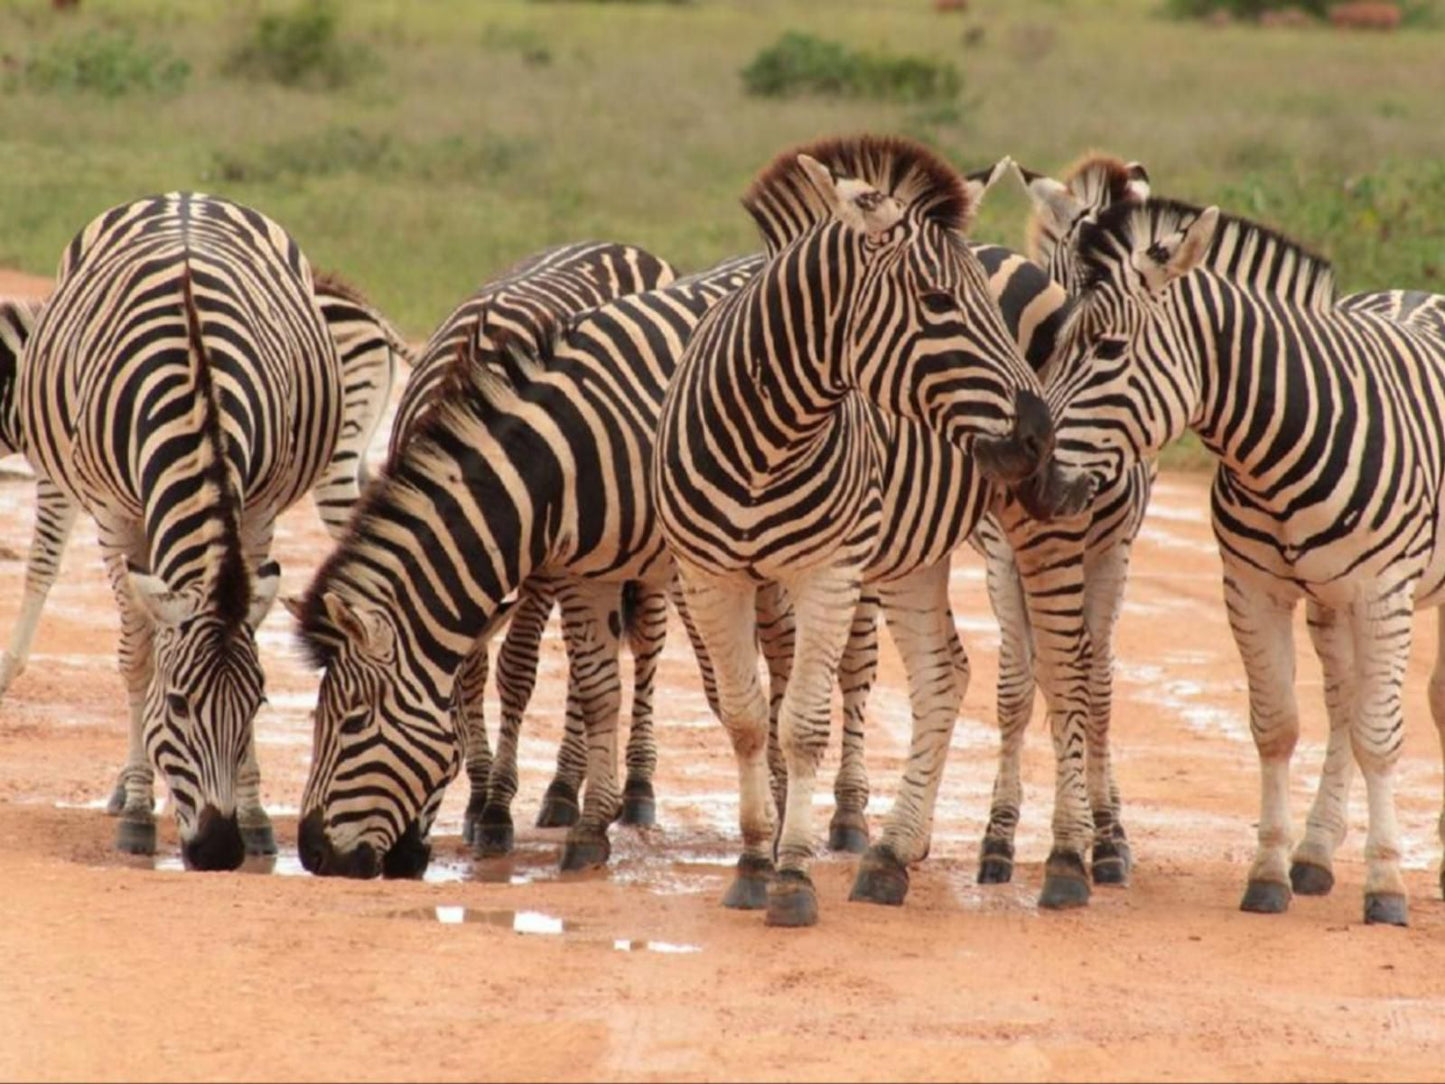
[
  {"x1": 1015, "y1": 153, "x2": 1151, "y2": 289},
  {"x1": 1045, "y1": 198, "x2": 1221, "y2": 489},
  {"x1": 769, "y1": 137, "x2": 1088, "y2": 514},
  {"x1": 289, "y1": 588, "x2": 516, "y2": 879},
  {"x1": 128, "y1": 559, "x2": 281, "y2": 870}
]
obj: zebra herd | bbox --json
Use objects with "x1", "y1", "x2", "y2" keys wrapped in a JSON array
[{"x1": 2, "y1": 133, "x2": 1443, "y2": 930}]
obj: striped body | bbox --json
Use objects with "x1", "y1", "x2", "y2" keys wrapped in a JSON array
[
  {"x1": 293, "y1": 258, "x2": 757, "y2": 878},
  {"x1": 19, "y1": 192, "x2": 343, "y2": 869},
  {"x1": 1049, "y1": 196, "x2": 1445, "y2": 923}
]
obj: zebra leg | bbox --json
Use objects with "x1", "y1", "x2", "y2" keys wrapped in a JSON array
[
  {"x1": 1081, "y1": 539, "x2": 1133, "y2": 885},
  {"x1": 477, "y1": 583, "x2": 554, "y2": 849},
  {"x1": 1289, "y1": 600, "x2": 1356, "y2": 896},
  {"x1": 669, "y1": 573, "x2": 721, "y2": 719},
  {"x1": 620, "y1": 582, "x2": 667, "y2": 827},
  {"x1": 1226, "y1": 576, "x2": 1301, "y2": 916},
  {"x1": 557, "y1": 579, "x2": 625, "y2": 872},
  {"x1": 754, "y1": 581, "x2": 796, "y2": 821},
  {"x1": 830, "y1": 594, "x2": 877, "y2": 854},
  {"x1": 677, "y1": 570, "x2": 773, "y2": 911},
  {"x1": 1431, "y1": 607, "x2": 1445, "y2": 902},
  {"x1": 102, "y1": 547, "x2": 159, "y2": 855},
  {"x1": 1, "y1": 480, "x2": 78, "y2": 700},
  {"x1": 1347, "y1": 600, "x2": 1412, "y2": 927},
  {"x1": 766, "y1": 568, "x2": 860, "y2": 928},
  {"x1": 235, "y1": 730, "x2": 276, "y2": 855},
  {"x1": 851, "y1": 561, "x2": 958, "y2": 910},
  {"x1": 451, "y1": 643, "x2": 493, "y2": 849},
  {"x1": 976, "y1": 524, "x2": 1035, "y2": 884}
]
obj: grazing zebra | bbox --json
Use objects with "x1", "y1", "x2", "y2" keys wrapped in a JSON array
[
  {"x1": 18, "y1": 192, "x2": 343, "y2": 870},
  {"x1": 965, "y1": 154, "x2": 1156, "y2": 892},
  {"x1": 0, "y1": 275, "x2": 408, "y2": 824},
  {"x1": 653, "y1": 135, "x2": 1089, "y2": 927},
  {"x1": 382, "y1": 241, "x2": 677, "y2": 854},
  {"x1": 289, "y1": 256, "x2": 760, "y2": 879},
  {"x1": 1045, "y1": 195, "x2": 1445, "y2": 925}
]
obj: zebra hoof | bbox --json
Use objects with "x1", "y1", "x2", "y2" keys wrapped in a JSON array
[
  {"x1": 765, "y1": 870, "x2": 819, "y2": 928},
  {"x1": 848, "y1": 844, "x2": 909, "y2": 907},
  {"x1": 115, "y1": 818, "x2": 157, "y2": 856},
  {"x1": 105, "y1": 780, "x2": 127, "y2": 817},
  {"x1": 241, "y1": 824, "x2": 277, "y2": 857},
  {"x1": 462, "y1": 798, "x2": 487, "y2": 846},
  {"x1": 828, "y1": 809, "x2": 869, "y2": 854},
  {"x1": 475, "y1": 808, "x2": 515, "y2": 857},
  {"x1": 1091, "y1": 840, "x2": 1130, "y2": 886},
  {"x1": 977, "y1": 836, "x2": 1015, "y2": 884},
  {"x1": 1240, "y1": 879, "x2": 1291, "y2": 914},
  {"x1": 1039, "y1": 851, "x2": 1090, "y2": 910},
  {"x1": 1289, "y1": 860, "x2": 1335, "y2": 897},
  {"x1": 1364, "y1": 892, "x2": 1408, "y2": 927},
  {"x1": 618, "y1": 792, "x2": 658, "y2": 826},
  {"x1": 536, "y1": 785, "x2": 581, "y2": 829},
  {"x1": 560, "y1": 833, "x2": 610, "y2": 872},
  {"x1": 722, "y1": 854, "x2": 772, "y2": 910}
]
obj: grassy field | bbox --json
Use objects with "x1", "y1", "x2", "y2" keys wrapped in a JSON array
[{"x1": 1, "y1": 0, "x2": 1442, "y2": 466}]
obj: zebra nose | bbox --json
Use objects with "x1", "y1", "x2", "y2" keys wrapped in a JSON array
[
  {"x1": 1012, "y1": 388, "x2": 1054, "y2": 466},
  {"x1": 381, "y1": 820, "x2": 432, "y2": 880},
  {"x1": 298, "y1": 808, "x2": 329, "y2": 874},
  {"x1": 181, "y1": 805, "x2": 245, "y2": 871}
]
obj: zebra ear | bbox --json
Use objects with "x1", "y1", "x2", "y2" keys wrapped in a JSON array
[
  {"x1": 129, "y1": 572, "x2": 204, "y2": 628},
  {"x1": 1136, "y1": 206, "x2": 1219, "y2": 293},
  {"x1": 960, "y1": 157, "x2": 1011, "y2": 232},
  {"x1": 1124, "y1": 161, "x2": 1151, "y2": 203},
  {"x1": 321, "y1": 591, "x2": 395, "y2": 660},
  {"x1": 797, "y1": 154, "x2": 904, "y2": 240},
  {"x1": 1012, "y1": 162, "x2": 1084, "y2": 237},
  {"x1": 280, "y1": 595, "x2": 306, "y2": 624},
  {"x1": 247, "y1": 561, "x2": 282, "y2": 629}
]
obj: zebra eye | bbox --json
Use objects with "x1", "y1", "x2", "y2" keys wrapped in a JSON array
[
  {"x1": 339, "y1": 709, "x2": 370, "y2": 736},
  {"x1": 1094, "y1": 338, "x2": 1128, "y2": 360},
  {"x1": 166, "y1": 692, "x2": 190, "y2": 718}
]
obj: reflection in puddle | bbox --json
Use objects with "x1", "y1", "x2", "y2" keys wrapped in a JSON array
[{"x1": 389, "y1": 906, "x2": 701, "y2": 954}]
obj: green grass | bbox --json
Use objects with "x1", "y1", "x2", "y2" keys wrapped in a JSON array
[{"x1": 0, "y1": 0, "x2": 1442, "y2": 473}]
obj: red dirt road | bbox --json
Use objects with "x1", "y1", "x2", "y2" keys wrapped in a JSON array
[{"x1": 1, "y1": 260, "x2": 1443, "y2": 1082}]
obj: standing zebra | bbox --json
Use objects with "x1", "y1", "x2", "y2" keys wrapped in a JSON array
[
  {"x1": 653, "y1": 135, "x2": 1089, "y2": 927},
  {"x1": 290, "y1": 257, "x2": 759, "y2": 879},
  {"x1": 0, "y1": 274, "x2": 407, "y2": 712},
  {"x1": 381, "y1": 241, "x2": 677, "y2": 853},
  {"x1": 1046, "y1": 195, "x2": 1445, "y2": 925},
  {"x1": 19, "y1": 192, "x2": 343, "y2": 870}
]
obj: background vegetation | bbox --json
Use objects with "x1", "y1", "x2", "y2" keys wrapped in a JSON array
[{"x1": 0, "y1": 0, "x2": 1442, "y2": 466}]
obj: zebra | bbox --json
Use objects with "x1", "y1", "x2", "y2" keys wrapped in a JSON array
[
  {"x1": 1043, "y1": 194, "x2": 1445, "y2": 925},
  {"x1": 288, "y1": 256, "x2": 763, "y2": 879},
  {"x1": 0, "y1": 273, "x2": 409, "y2": 828},
  {"x1": 380, "y1": 241, "x2": 678, "y2": 854},
  {"x1": 965, "y1": 154, "x2": 1157, "y2": 892},
  {"x1": 18, "y1": 192, "x2": 344, "y2": 870},
  {"x1": 652, "y1": 134, "x2": 1090, "y2": 927}
]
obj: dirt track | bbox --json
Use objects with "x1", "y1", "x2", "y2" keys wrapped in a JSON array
[{"x1": 2, "y1": 268, "x2": 1444, "y2": 1082}]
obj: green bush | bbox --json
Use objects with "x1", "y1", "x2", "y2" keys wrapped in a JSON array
[
  {"x1": 19, "y1": 29, "x2": 190, "y2": 98},
  {"x1": 224, "y1": 0, "x2": 376, "y2": 90},
  {"x1": 741, "y1": 31, "x2": 960, "y2": 103},
  {"x1": 1162, "y1": 0, "x2": 1329, "y2": 17}
]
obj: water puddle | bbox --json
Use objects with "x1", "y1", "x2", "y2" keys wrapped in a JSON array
[{"x1": 388, "y1": 905, "x2": 701, "y2": 954}]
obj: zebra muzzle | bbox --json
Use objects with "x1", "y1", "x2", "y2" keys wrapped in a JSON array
[
  {"x1": 973, "y1": 388, "x2": 1055, "y2": 485},
  {"x1": 298, "y1": 807, "x2": 382, "y2": 879}
]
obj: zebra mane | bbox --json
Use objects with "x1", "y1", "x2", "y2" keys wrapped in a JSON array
[
  {"x1": 1080, "y1": 197, "x2": 1337, "y2": 311},
  {"x1": 1025, "y1": 151, "x2": 1147, "y2": 264},
  {"x1": 178, "y1": 266, "x2": 251, "y2": 628},
  {"x1": 742, "y1": 134, "x2": 973, "y2": 254}
]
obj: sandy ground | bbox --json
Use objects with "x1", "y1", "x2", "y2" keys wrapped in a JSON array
[{"x1": 2, "y1": 263, "x2": 1444, "y2": 1082}]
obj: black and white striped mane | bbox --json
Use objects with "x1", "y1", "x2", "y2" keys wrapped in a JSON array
[
  {"x1": 742, "y1": 134, "x2": 973, "y2": 253},
  {"x1": 1080, "y1": 197, "x2": 1337, "y2": 312},
  {"x1": 1025, "y1": 152, "x2": 1147, "y2": 264}
]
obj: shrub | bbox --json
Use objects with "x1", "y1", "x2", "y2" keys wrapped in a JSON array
[
  {"x1": 1163, "y1": 0, "x2": 1329, "y2": 18},
  {"x1": 741, "y1": 31, "x2": 960, "y2": 103},
  {"x1": 20, "y1": 29, "x2": 190, "y2": 98},
  {"x1": 224, "y1": 0, "x2": 375, "y2": 90}
]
